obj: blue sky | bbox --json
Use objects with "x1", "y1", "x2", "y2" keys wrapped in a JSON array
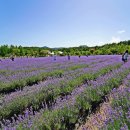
[{"x1": 0, "y1": 0, "x2": 130, "y2": 47}]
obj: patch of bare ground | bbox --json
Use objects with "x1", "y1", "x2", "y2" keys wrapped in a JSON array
[{"x1": 77, "y1": 85, "x2": 125, "y2": 130}]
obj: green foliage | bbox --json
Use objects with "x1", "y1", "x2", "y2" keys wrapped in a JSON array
[{"x1": 0, "y1": 40, "x2": 130, "y2": 57}]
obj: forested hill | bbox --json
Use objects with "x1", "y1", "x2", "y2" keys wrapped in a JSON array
[{"x1": 0, "y1": 40, "x2": 130, "y2": 57}]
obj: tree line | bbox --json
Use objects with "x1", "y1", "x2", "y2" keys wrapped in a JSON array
[{"x1": 0, "y1": 40, "x2": 130, "y2": 57}]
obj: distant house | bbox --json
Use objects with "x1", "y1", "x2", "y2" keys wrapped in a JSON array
[
  {"x1": 58, "y1": 51, "x2": 63, "y2": 54},
  {"x1": 57, "y1": 51, "x2": 64, "y2": 56},
  {"x1": 48, "y1": 51, "x2": 54, "y2": 56},
  {"x1": 48, "y1": 51, "x2": 63, "y2": 56}
]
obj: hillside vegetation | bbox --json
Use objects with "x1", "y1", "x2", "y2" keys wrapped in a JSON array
[{"x1": 0, "y1": 40, "x2": 130, "y2": 57}]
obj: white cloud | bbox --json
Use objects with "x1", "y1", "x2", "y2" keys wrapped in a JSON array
[
  {"x1": 117, "y1": 30, "x2": 125, "y2": 34},
  {"x1": 110, "y1": 37, "x2": 121, "y2": 43}
]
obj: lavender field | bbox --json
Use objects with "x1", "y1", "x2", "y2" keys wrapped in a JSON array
[{"x1": 0, "y1": 55, "x2": 130, "y2": 130}]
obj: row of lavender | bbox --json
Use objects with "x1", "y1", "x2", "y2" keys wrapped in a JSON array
[
  {"x1": 0, "y1": 56, "x2": 117, "y2": 96},
  {"x1": 0, "y1": 56, "x2": 120, "y2": 122},
  {"x1": 0, "y1": 56, "x2": 108, "y2": 93},
  {"x1": 0, "y1": 59, "x2": 115, "y2": 106},
  {"x1": 0, "y1": 57, "x2": 87, "y2": 84},
  {"x1": 0, "y1": 56, "x2": 116, "y2": 82},
  {"x1": 100, "y1": 72, "x2": 130, "y2": 130},
  {"x1": 0, "y1": 55, "x2": 125, "y2": 130}
]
